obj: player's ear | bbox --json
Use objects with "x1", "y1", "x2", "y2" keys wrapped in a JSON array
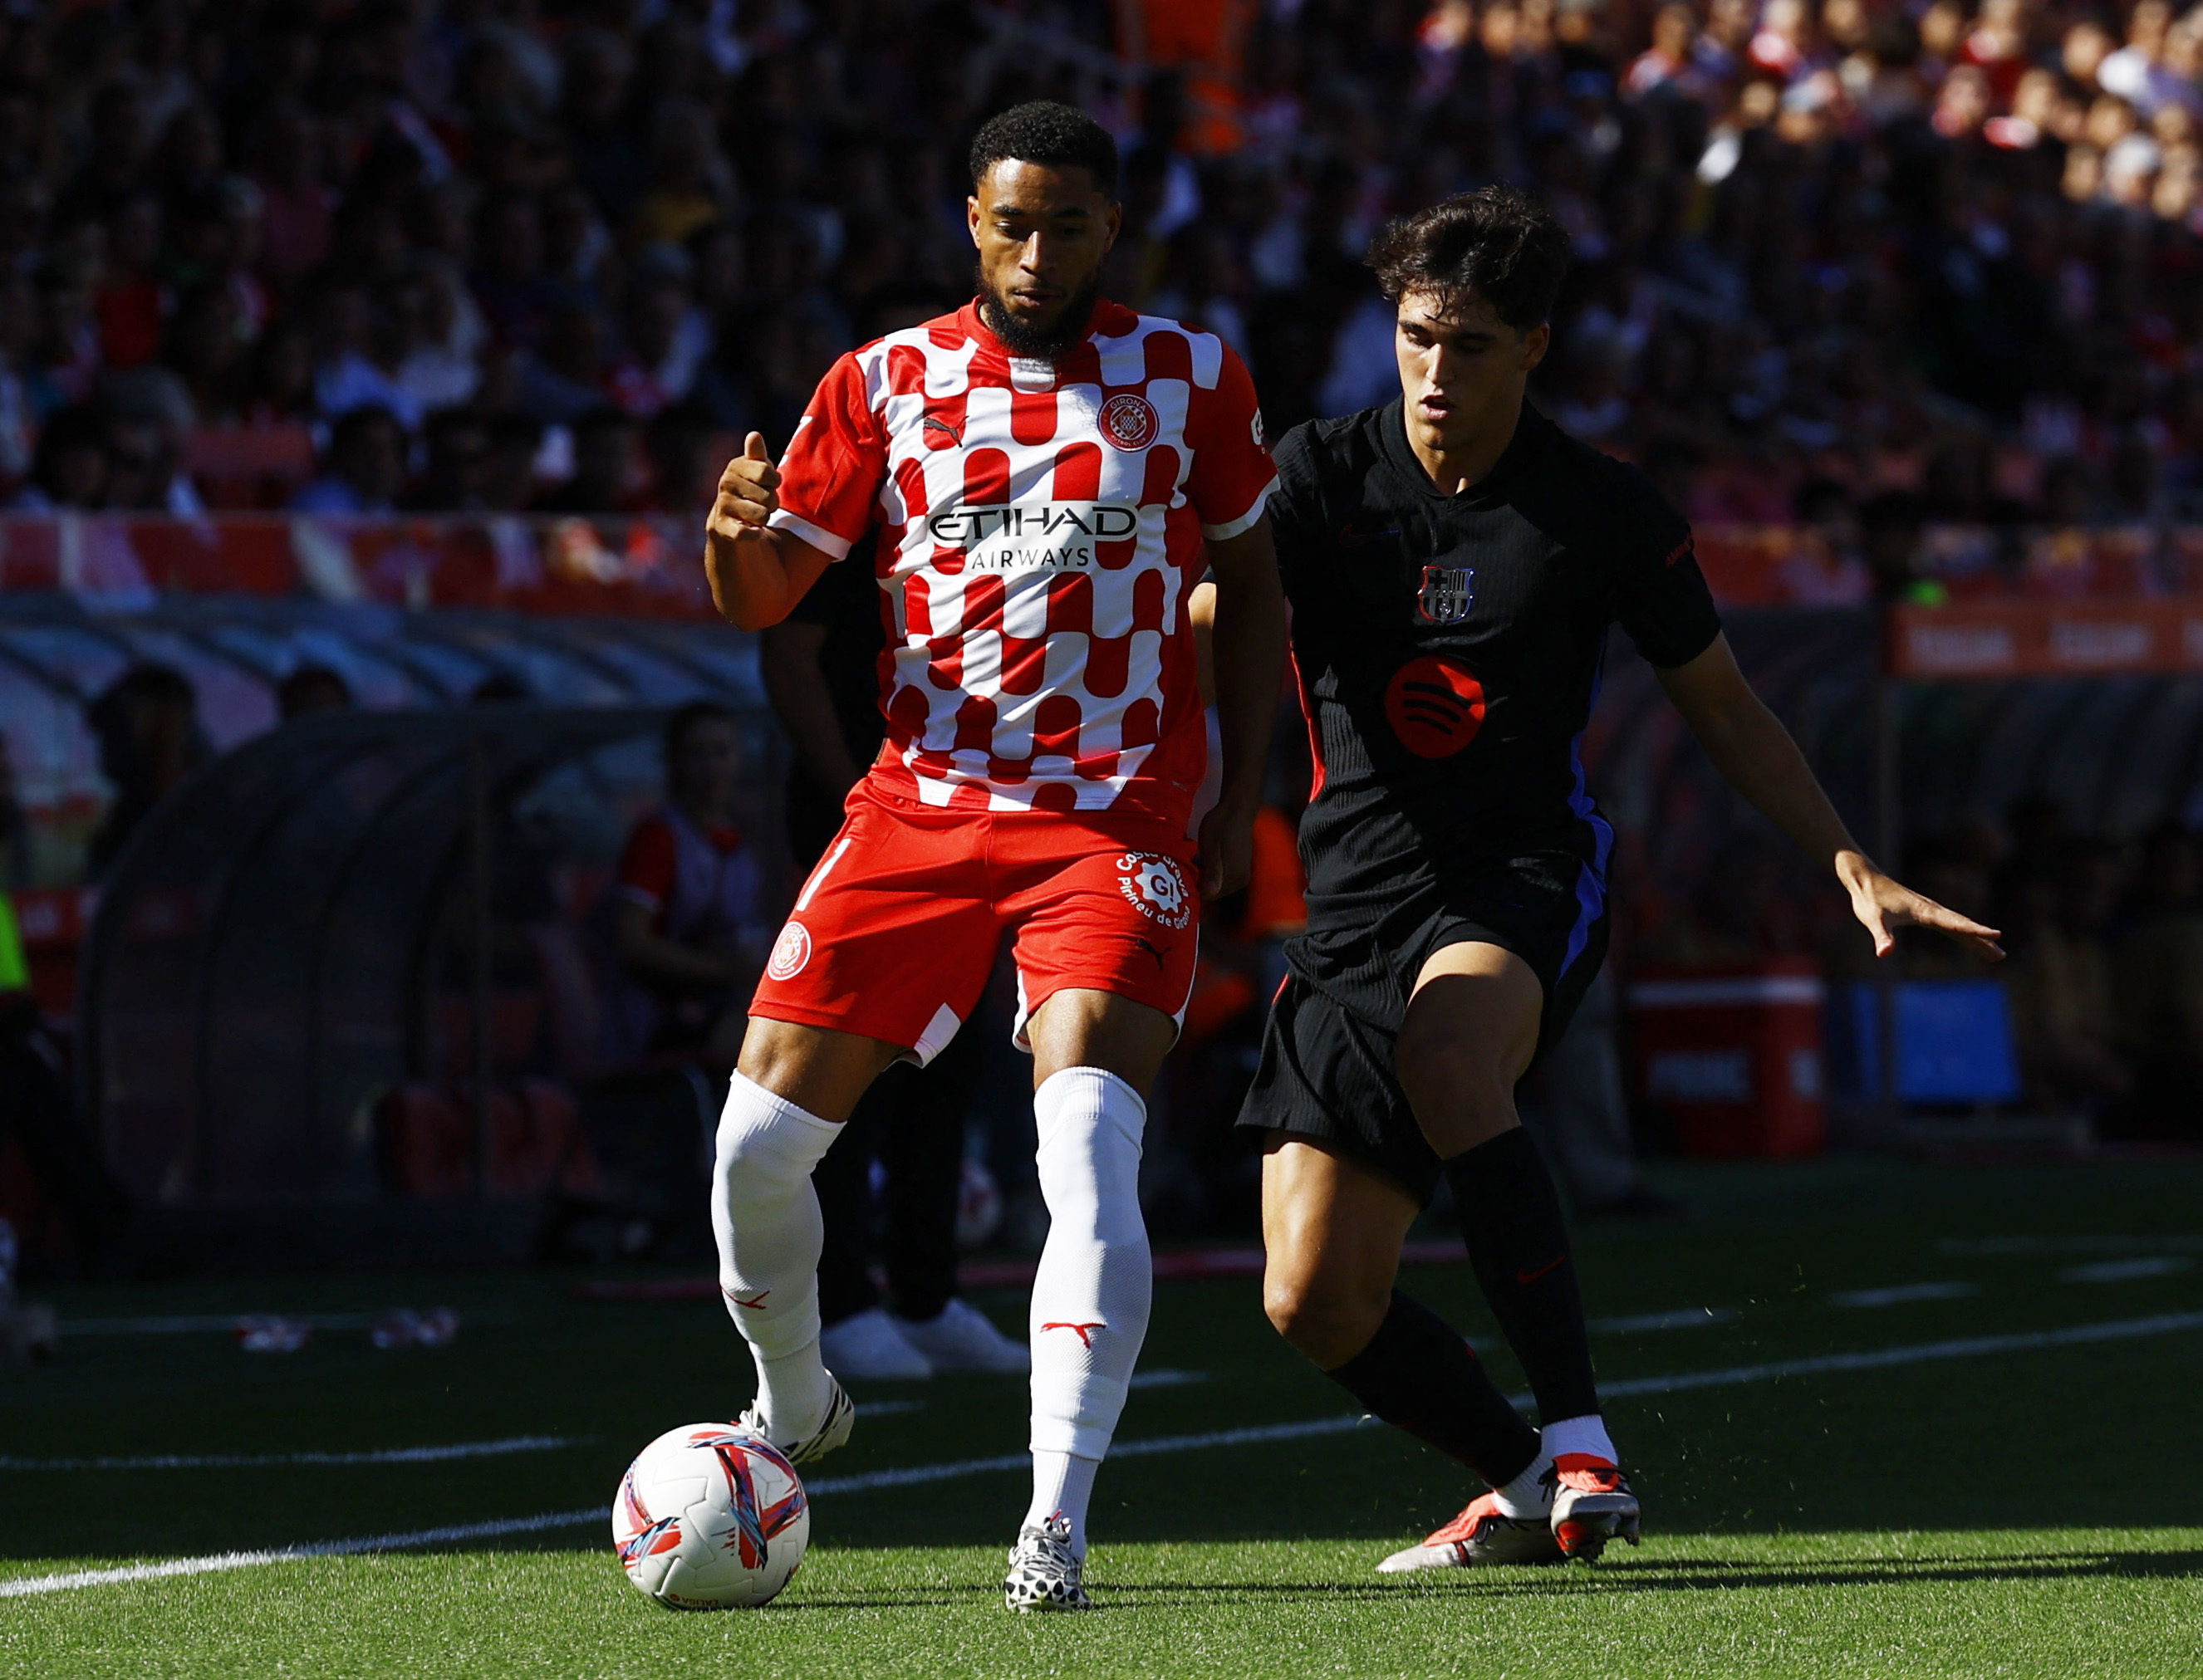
[
  {"x1": 966, "y1": 194, "x2": 983, "y2": 248},
  {"x1": 1101, "y1": 198, "x2": 1122, "y2": 252},
  {"x1": 1520, "y1": 321, "x2": 1552, "y2": 374}
]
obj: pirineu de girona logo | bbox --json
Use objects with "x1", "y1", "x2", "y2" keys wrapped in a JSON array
[{"x1": 925, "y1": 502, "x2": 1142, "y2": 571}]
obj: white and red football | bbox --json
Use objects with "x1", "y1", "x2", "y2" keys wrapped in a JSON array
[{"x1": 611, "y1": 1423, "x2": 811, "y2": 1609}]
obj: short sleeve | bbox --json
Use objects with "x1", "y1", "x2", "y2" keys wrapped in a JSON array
[
  {"x1": 616, "y1": 818, "x2": 677, "y2": 917},
  {"x1": 1608, "y1": 478, "x2": 1722, "y2": 669},
  {"x1": 1184, "y1": 341, "x2": 1278, "y2": 541},
  {"x1": 768, "y1": 353, "x2": 888, "y2": 561}
]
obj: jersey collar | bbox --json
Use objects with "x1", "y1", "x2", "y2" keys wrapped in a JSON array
[{"x1": 957, "y1": 296, "x2": 1137, "y2": 360}]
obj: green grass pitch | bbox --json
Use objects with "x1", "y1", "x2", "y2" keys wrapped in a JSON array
[{"x1": 4, "y1": 1159, "x2": 2201, "y2": 1678}]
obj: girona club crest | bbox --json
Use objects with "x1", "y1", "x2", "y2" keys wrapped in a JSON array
[
  {"x1": 1116, "y1": 852, "x2": 1191, "y2": 929},
  {"x1": 766, "y1": 921, "x2": 812, "y2": 981},
  {"x1": 1416, "y1": 564, "x2": 1474, "y2": 624},
  {"x1": 1100, "y1": 393, "x2": 1159, "y2": 452}
]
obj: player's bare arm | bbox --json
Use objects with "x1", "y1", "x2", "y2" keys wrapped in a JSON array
[
  {"x1": 1656, "y1": 634, "x2": 2004, "y2": 962},
  {"x1": 1194, "y1": 519, "x2": 1288, "y2": 899},
  {"x1": 758, "y1": 619, "x2": 866, "y2": 800},
  {"x1": 703, "y1": 431, "x2": 835, "y2": 630}
]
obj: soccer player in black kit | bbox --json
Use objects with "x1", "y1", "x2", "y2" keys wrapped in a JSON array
[{"x1": 1236, "y1": 189, "x2": 2004, "y2": 1570}]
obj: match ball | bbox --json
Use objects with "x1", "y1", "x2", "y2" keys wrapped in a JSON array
[{"x1": 611, "y1": 1423, "x2": 811, "y2": 1609}]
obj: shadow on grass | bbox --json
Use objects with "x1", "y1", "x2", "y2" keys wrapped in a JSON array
[{"x1": 769, "y1": 1548, "x2": 2203, "y2": 1610}]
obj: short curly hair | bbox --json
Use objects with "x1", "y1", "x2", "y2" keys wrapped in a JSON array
[
  {"x1": 968, "y1": 100, "x2": 1118, "y2": 199},
  {"x1": 1365, "y1": 187, "x2": 1572, "y2": 332}
]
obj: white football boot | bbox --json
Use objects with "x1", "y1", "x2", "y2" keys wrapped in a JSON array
[
  {"x1": 820, "y1": 1307, "x2": 933, "y2": 1379},
  {"x1": 1376, "y1": 1491, "x2": 1565, "y2": 1571},
  {"x1": 1003, "y1": 1515, "x2": 1093, "y2": 1611},
  {"x1": 738, "y1": 1377, "x2": 856, "y2": 1467},
  {"x1": 893, "y1": 1300, "x2": 1029, "y2": 1374}
]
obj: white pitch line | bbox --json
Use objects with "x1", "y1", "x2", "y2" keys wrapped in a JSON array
[
  {"x1": 1828, "y1": 1282, "x2": 1980, "y2": 1310},
  {"x1": 2058, "y1": 1256, "x2": 2195, "y2": 1285},
  {"x1": 10, "y1": 1309, "x2": 2203, "y2": 1599},
  {"x1": 1592, "y1": 1310, "x2": 2203, "y2": 1399},
  {"x1": 0, "y1": 1510, "x2": 604, "y2": 1599},
  {"x1": 0, "y1": 1435, "x2": 581, "y2": 1472}
]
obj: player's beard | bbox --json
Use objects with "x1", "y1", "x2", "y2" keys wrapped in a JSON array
[{"x1": 976, "y1": 267, "x2": 1102, "y2": 361}]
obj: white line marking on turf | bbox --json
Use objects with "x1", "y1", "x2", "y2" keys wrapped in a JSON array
[
  {"x1": 2058, "y1": 1256, "x2": 2195, "y2": 1285},
  {"x1": 16, "y1": 1310, "x2": 2203, "y2": 1597},
  {"x1": 1942, "y1": 1234, "x2": 2203, "y2": 1256},
  {"x1": 1828, "y1": 1282, "x2": 1981, "y2": 1309},
  {"x1": 1592, "y1": 1310, "x2": 2203, "y2": 1399},
  {"x1": 0, "y1": 1436, "x2": 581, "y2": 1472},
  {"x1": 1588, "y1": 1308, "x2": 1736, "y2": 1333},
  {"x1": 0, "y1": 1510, "x2": 605, "y2": 1599}
]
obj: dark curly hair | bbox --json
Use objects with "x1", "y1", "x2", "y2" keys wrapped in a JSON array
[
  {"x1": 1365, "y1": 187, "x2": 1572, "y2": 333},
  {"x1": 968, "y1": 100, "x2": 1118, "y2": 199}
]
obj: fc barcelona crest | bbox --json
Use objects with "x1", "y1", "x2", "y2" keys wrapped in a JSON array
[{"x1": 1416, "y1": 564, "x2": 1474, "y2": 624}]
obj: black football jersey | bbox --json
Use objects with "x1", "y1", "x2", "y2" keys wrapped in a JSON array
[{"x1": 1270, "y1": 399, "x2": 1722, "y2": 923}]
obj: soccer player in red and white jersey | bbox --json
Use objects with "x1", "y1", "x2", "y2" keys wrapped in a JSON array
[{"x1": 699, "y1": 102, "x2": 1286, "y2": 1612}]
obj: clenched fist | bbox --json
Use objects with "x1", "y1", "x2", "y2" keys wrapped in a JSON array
[{"x1": 707, "y1": 432, "x2": 779, "y2": 548}]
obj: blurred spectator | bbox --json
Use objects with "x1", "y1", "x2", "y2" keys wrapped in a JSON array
[
  {"x1": 2005, "y1": 840, "x2": 2133, "y2": 1118},
  {"x1": 2108, "y1": 824, "x2": 2203, "y2": 1139},
  {"x1": 410, "y1": 407, "x2": 493, "y2": 512},
  {"x1": 0, "y1": 1, "x2": 2197, "y2": 522},
  {"x1": 611, "y1": 702, "x2": 768, "y2": 1064},
  {"x1": 292, "y1": 405, "x2": 405, "y2": 516},
  {"x1": 85, "y1": 663, "x2": 204, "y2": 879},
  {"x1": 8, "y1": 406, "x2": 107, "y2": 512},
  {"x1": 534, "y1": 407, "x2": 640, "y2": 513}
]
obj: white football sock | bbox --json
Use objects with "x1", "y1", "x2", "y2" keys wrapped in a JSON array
[
  {"x1": 711, "y1": 1071, "x2": 841, "y2": 1439},
  {"x1": 1023, "y1": 1449, "x2": 1102, "y2": 1558},
  {"x1": 1027, "y1": 1066, "x2": 1152, "y2": 1548},
  {"x1": 1542, "y1": 1413, "x2": 1619, "y2": 1465},
  {"x1": 1492, "y1": 1451, "x2": 1554, "y2": 1519}
]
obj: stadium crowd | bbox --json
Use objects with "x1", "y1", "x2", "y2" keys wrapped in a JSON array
[{"x1": 0, "y1": 0, "x2": 2199, "y2": 530}]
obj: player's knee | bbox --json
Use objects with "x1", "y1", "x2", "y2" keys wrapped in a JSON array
[{"x1": 1263, "y1": 1263, "x2": 1385, "y2": 1366}]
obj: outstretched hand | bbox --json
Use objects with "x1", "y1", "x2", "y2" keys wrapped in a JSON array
[
  {"x1": 1837, "y1": 850, "x2": 2004, "y2": 962},
  {"x1": 707, "y1": 432, "x2": 779, "y2": 548}
]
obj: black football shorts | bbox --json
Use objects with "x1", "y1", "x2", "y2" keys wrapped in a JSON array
[{"x1": 1235, "y1": 847, "x2": 1611, "y2": 1204}]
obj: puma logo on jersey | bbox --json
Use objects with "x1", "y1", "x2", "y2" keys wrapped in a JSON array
[{"x1": 924, "y1": 415, "x2": 963, "y2": 445}]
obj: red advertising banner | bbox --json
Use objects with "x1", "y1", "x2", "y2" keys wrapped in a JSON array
[{"x1": 1887, "y1": 599, "x2": 2203, "y2": 678}]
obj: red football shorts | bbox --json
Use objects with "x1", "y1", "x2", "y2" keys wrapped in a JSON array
[{"x1": 750, "y1": 786, "x2": 1201, "y2": 1063}]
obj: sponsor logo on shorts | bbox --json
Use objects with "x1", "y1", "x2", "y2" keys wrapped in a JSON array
[
  {"x1": 766, "y1": 921, "x2": 812, "y2": 981},
  {"x1": 1116, "y1": 852, "x2": 1191, "y2": 930},
  {"x1": 1100, "y1": 393, "x2": 1159, "y2": 451}
]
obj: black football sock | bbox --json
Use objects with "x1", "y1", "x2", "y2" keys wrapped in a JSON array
[
  {"x1": 1445, "y1": 1127, "x2": 1601, "y2": 1425},
  {"x1": 1322, "y1": 1291, "x2": 1541, "y2": 1490}
]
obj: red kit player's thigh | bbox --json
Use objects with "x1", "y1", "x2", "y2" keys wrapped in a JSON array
[
  {"x1": 999, "y1": 823, "x2": 1201, "y2": 1028},
  {"x1": 749, "y1": 796, "x2": 998, "y2": 1062}
]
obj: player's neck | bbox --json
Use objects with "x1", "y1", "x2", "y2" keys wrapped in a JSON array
[{"x1": 1404, "y1": 397, "x2": 1523, "y2": 496}]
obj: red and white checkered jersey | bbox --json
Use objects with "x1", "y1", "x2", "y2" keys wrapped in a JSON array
[{"x1": 768, "y1": 299, "x2": 1276, "y2": 825}]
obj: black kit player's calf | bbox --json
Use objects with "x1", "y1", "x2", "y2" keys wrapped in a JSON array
[
  {"x1": 1325, "y1": 1291, "x2": 1543, "y2": 1488},
  {"x1": 1445, "y1": 1128, "x2": 1600, "y2": 1424}
]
